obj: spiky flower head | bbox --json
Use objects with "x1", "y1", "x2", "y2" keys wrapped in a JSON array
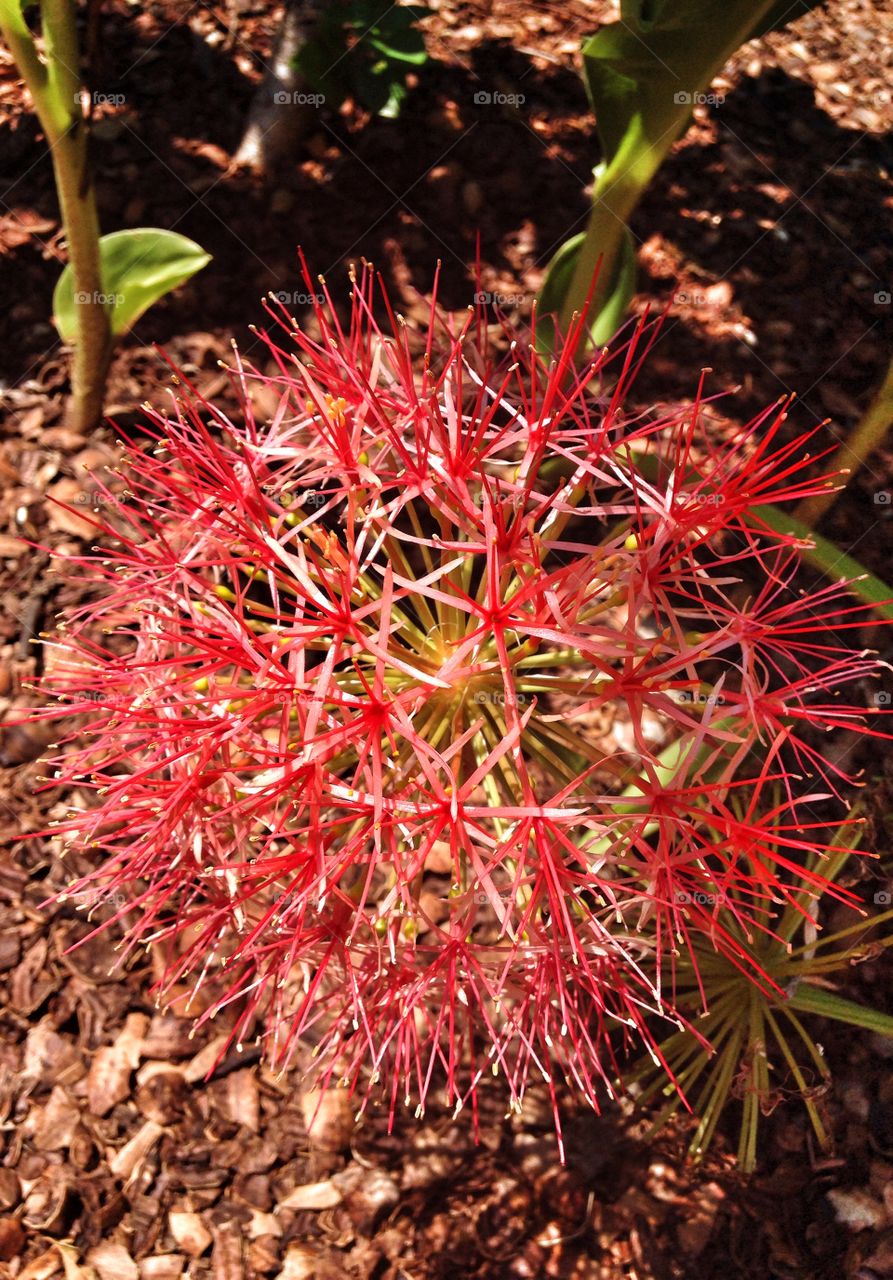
[{"x1": 39, "y1": 266, "x2": 888, "y2": 1153}]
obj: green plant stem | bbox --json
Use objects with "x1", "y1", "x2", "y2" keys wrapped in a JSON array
[
  {"x1": 764, "y1": 1006, "x2": 829, "y2": 1156},
  {"x1": 0, "y1": 0, "x2": 110, "y2": 431},
  {"x1": 795, "y1": 355, "x2": 893, "y2": 528},
  {"x1": 557, "y1": 0, "x2": 781, "y2": 335},
  {"x1": 557, "y1": 125, "x2": 667, "y2": 336}
]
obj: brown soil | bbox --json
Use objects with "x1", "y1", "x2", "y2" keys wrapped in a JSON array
[{"x1": 1, "y1": 2, "x2": 893, "y2": 1277}]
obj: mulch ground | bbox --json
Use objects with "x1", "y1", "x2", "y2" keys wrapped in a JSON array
[{"x1": 1, "y1": 1, "x2": 893, "y2": 1276}]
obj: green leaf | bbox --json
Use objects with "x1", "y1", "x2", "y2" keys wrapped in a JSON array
[
  {"x1": 378, "y1": 78, "x2": 409, "y2": 120},
  {"x1": 748, "y1": 0, "x2": 827, "y2": 38},
  {"x1": 751, "y1": 504, "x2": 893, "y2": 620},
  {"x1": 539, "y1": 0, "x2": 820, "y2": 342},
  {"x1": 539, "y1": 226, "x2": 637, "y2": 350},
  {"x1": 589, "y1": 226, "x2": 637, "y2": 346},
  {"x1": 537, "y1": 233, "x2": 585, "y2": 323},
  {"x1": 297, "y1": 1, "x2": 430, "y2": 118},
  {"x1": 367, "y1": 36, "x2": 428, "y2": 65},
  {"x1": 352, "y1": 59, "x2": 398, "y2": 115},
  {"x1": 789, "y1": 985, "x2": 893, "y2": 1037},
  {"x1": 366, "y1": 9, "x2": 430, "y2": 65},
  {"x1": 293, "y1": 17, "x2": 351, "y2": 105},
  {"x1": 54, "y1": 229, "x2": 211, "y2": 341}
]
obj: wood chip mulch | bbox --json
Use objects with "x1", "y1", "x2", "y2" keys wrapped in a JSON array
[{"x1": 1, "y1": 0, "x2": 893, "y2": 1276}]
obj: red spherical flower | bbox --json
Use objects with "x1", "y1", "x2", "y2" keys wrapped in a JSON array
[{"x1": 36, "y1": 266, "x2": 890, "y2": 1153}]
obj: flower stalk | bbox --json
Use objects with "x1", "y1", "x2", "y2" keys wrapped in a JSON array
[{"x1": 0, "y1": 0, "x2": 110, "y2": 430}]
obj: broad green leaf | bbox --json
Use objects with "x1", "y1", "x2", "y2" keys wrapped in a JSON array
[
  {"x1": 297, "y1": 1, "x2": 430, "y2": 119},
  {"x1": 54, "y1": 229, "x2": 211, "y2": 341},
  {"x1": 539, "y1": 0, "x2": 826, "y2": 344}
]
